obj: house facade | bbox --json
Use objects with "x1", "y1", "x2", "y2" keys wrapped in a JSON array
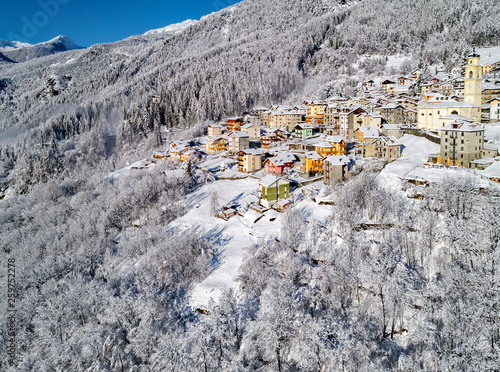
[
  {"x1": 227, "y1": 117, "x2": 244, "y2": 132},
  {"x1": 241, "y1": 123, "x2": 261, "y2": 141},
  {"x1": 302, "y1": 151, "x2": 324, "y2": 176},
  {"x1": 417, "y1": 101, "x2": 481, "y2": 132},
  {"x1": 206, "y1": 137, "x2": 228, "y2": 153},
  {"x1": 365, "y1": 136, "x2": 401, "y2": 160},
  {"x1": 490, "y1": 98, "x2": 500, "y2": 122},
  {"x1": 264, "y1": 154, "x2": 295, "y2": 175}
]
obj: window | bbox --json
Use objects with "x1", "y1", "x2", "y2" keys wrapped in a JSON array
[
  {"x1": 445, "y1": 145, "x2": 448, "y2": 149},
  {"x1": 469, "y1": 71, "x2": 474, "y2": 78},
  {"x1": 461, "y1": 154, "x2": 464, "y2": 158},
  {"x1": 445, "y1": 152, "x2": 447, "y2": 156},
  {"x1": 445, "y1": 138, "x2": 448, "y2": 142},
  {"x1": 461, "y1": 140, "x2": 464, "y2": 144},
  {"x1": 461, "y1": 147, "x2": 464, "y2": 151}
]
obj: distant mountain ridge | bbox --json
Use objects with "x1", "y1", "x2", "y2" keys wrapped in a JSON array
[
  {"x1": 1, "y1": 35, "x2": 83, "y2": 62},
  {"x1": 0, "y1": 38, "x2": 32, "y2": 51}
]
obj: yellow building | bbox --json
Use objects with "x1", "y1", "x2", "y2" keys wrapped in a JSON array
[
  {"x1": 314, "y1": 142, "x2": 336, "y2": 157},
  {"x1": 308, "y1": 101, "x2": 328, "y2": 117},
  {"x1": 205, "y1": 137, "x2": 228, "y2": 153},
  {"x1": 464, "y1": 53, "x2": 483, "y2": 108},
  {"x1": 327, "y1": 136, "x2": 347, "y2": 155},
  {"x1": 239, "y1": 149, "x2": 262, "y2": 173},
  {"x1": 302, "y1": 151, "x2": 324, "y2": 176}
]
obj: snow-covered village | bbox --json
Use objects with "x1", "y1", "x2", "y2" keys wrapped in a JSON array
[{"x1": 2, "y1": 0, "x2": 500, "y2": 371}]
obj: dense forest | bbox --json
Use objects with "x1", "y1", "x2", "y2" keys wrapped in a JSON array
[{"x1": 1, "y1": 160, "x2": 499, "y2": 370}]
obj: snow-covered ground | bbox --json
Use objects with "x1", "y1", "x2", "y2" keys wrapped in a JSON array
[
  {"x1": 477, "y1": 46, "x2": 500, "y2": 65},
  {"x1": 379, "y1": 134, "x2": 497, "y2": 189},
  {"x1": 168, "y1": 177, "x2": 332, "y2": 308},
  {"x1": 169, "y1": 178, "x2": 274, "y2": 308}
]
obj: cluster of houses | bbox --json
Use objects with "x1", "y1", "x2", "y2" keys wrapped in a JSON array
[{"x1": 146, "y1": 52, "x2": 500, "y2": 212}]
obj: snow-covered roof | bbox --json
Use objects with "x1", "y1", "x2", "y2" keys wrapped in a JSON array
[
  {"x1": 324, "y1": 155, "x2": 350, "y2": 166},
  {"x1": 229, "y1": 131, "x2": 250, "y2": 138},
  {"x1": 314, "y1": 141, "x2": 334, "y2": 149},
  {"x1": 305, "y1": 151, "x2": 323, "y2": 160},
  {"x1": 376, "y1": 136, "x2": 401, "y2": 146},
  {"x1": 209, "y1": 123, "x2": 223, "y2": 128},
  {"x1": 326, "y1": 135, "x2": 346, "y2": 143},
  {"x1": 442, "y1": 121, "x2": 484, "y2": 132},
  {"x1": 295, "y1": 123, "x2": 314, "y2": 129},
  {"x1": 259, "y1": 174, "x2": 279, "y2": 188},
  {"x1": 241, "y1": 123, "x2": 259, "y2": 129},
  {"x1": 240, "y1": 149, "x2": 262, "y2": 156},
  {"x1": 419, "y1": 101, "x2": 480, "y2": 109},
  {"x1": 358, "y1": 127, "x2": 380, "y2": 138},
  {"x1": 382, "y1": 124, "x2": 402, "y2": 130}
]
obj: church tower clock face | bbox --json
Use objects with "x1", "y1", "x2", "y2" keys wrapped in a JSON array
[{"x1": 468, "y1": 84, "x2": 472, "y2": 88}]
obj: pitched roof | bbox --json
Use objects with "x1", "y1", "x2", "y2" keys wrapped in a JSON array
[
  {"x1": 314, "y1": 141, "x2": 334, "y2": 149},
  {"x1": 229, "y1": 131, "x2": 250, "y2": 138},
  {"x1": 357, "y1": 127, "x2": 379, "y2": 138},
  {"x1": 376, "y1": 136, "x2": 401, "y2": 146},
  {"x1": 442, "y1": 121, "x2": 484, "y2": 132},
  {"x1": 324, "y1": 155, "x2": 351, "y2": 166},
  {"x1": 305, "y1": 151, "x2": 324, "y2": 160},
  {"x1": 418, "y1": 101, "x2": 480, "y2": 109}
]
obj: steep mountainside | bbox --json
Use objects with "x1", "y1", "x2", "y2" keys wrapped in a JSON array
[{"x1": 0, "y1": 51, "x2": 14, "y2": 64}]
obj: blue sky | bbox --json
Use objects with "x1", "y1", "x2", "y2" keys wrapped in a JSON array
[{"x1": 1, "y1": 0, "x2": 243, "y2": 47}]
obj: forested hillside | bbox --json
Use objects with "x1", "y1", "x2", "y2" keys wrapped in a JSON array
[
  {"x1": 1, "y1": 165, "x2": 499, "y2": 370},
  {"x1": 1, "y1": 0, "x2": 500, "y2": 194},
  {"x1": 1, "y1": 1, "x2": 500, "y2": 370}
]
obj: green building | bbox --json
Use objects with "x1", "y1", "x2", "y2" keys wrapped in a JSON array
[{"x1": 259, "y1": 175, "x2": 290, "y2": 207}]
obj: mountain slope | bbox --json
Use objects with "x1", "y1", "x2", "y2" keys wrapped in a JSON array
[
  {"x1": 0, "y1": 51, "x2": 14, "y2": 64},
  {"x1": 2, "y1": 35, "x2": 83, "y2": 62}
]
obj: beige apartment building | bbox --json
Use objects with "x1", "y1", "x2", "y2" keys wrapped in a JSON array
[
  {"x1": 228, "y1": 131, "x2": 250, "y2": 154},
  {"x1": 238, "y1": 149, "x2": 262, "y2": 173},
  {"x1": 440, "y1": 121, "x2": 484, "y2": 167}
]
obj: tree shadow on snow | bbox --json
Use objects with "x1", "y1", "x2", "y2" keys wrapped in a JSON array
[{"x1": 205, "y1": 225, "x2": 231, "y2": 273}]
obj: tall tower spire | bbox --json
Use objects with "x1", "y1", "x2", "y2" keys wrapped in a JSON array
[{"x1": 464, "y1": 51, "x2": 482, "y2": 109}]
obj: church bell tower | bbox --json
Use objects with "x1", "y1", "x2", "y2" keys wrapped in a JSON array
[{"x1": 464, "y1": 50, "x2": 483, "y2": 108}]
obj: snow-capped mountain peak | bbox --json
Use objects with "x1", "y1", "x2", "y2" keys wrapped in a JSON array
[
  {"x1": 144, "y1": 19, "x2": 198, "y2": 36},
  {"x1": 41, "y1": 35, "x2": 80, "y2": 50}
]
